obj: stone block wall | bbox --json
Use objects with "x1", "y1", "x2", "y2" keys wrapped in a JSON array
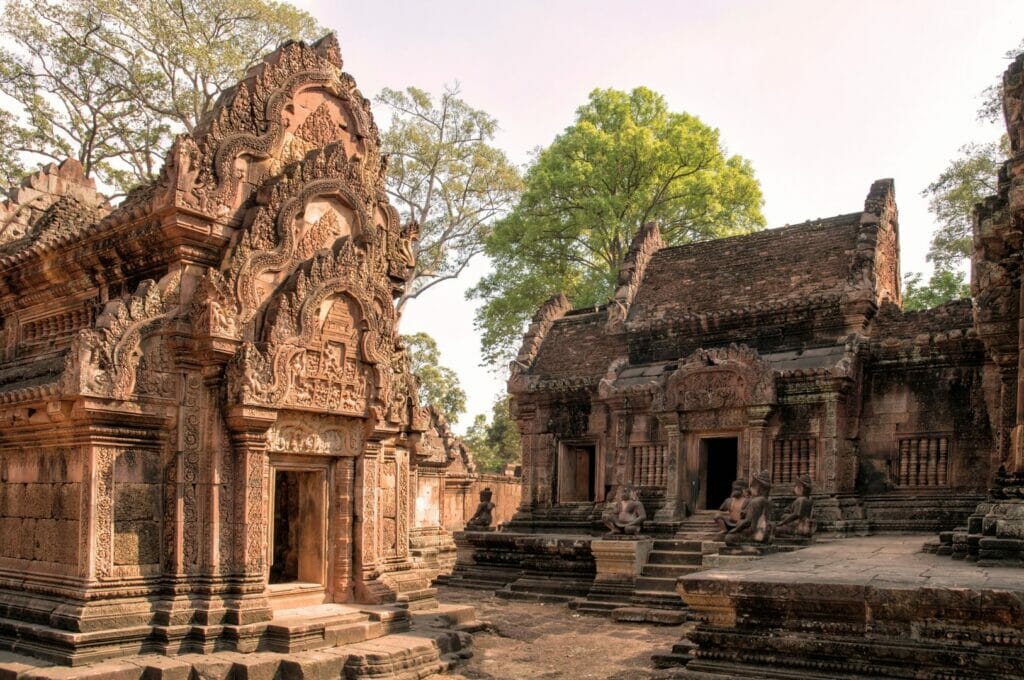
[
  {"x1": 0, "y1": 447, "x2": 81, "y2": 572},
  {"x1": 112, "y1": 450, "x2": 161, "y2": 570},
  {"x1": 443, "y1": 473, "x2": 521, "y2": 531}
]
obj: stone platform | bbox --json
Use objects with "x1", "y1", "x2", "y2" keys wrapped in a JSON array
[
  {"x1": 0, "y1": 603, "x2": 480, "y2": 679},
  {"x1": 669, "y1": 535, "x2": 1024, "y2": 678}
]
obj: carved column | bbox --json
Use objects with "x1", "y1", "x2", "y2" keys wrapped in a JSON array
[
  {"x1": 513, "y1": 402, "x2": 537, "y2": 512},
  {"x1": 746, "y1": 406, "x2": 772, "y2": 479},
  {"x1": 224, "y1": 404, "x2": 275, "y2": 629},
  {"x1": 653, "y1": 416, "x2": 685, "y2": 521},
  {"x1": 87, "y1": 445, "x2": 116, "y2": 582},
  {"x1": 815, "y1": 393, "x2": 839, "y2": 493}
]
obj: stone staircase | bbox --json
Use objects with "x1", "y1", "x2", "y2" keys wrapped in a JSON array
[
  {"x1": 265, "y1": 604, "x2": 396, "y2": 653},
  {"x1": 575, "y1": 512, "x2": 727, "y2": 623},
  {"x1": 624, "y1": 538, "x2": 707, "y2": 617}
]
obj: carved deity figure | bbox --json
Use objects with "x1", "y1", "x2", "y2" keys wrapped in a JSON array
[
  {"x1": 466, "y1": 487, "x2": 496, "y2": 529},
  {"x1": 602, "y1": 485, "x2": 647, "y2": 536},
  {"x1": 714, "y1": 480, "x2": 749, "y2": 534},
  {"x1": 726, "y1": 470, "x2": 773, "y2": 544},
  {"x1": 776, "y1": 475, "x2": 815, "y2": 537}
]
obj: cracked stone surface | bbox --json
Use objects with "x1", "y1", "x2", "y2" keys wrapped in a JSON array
[
  {"x1": 431, "y1": 587, "x2": 690, "y2": 680},
  {"x1": 681, "y1": 534, "x2": 1024, "y2": 589}
]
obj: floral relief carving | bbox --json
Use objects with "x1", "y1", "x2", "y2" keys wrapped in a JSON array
[
  {"x1": 181, "y1": 374, "x2": 202, "y2": 571},
  {"x1": 93, "y1": 447, "x2": 115, "y2": 579}
]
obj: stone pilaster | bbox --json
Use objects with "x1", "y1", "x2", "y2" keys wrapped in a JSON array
[
  {"x1": 654, "y1": 418, "x2": 684, "y2": 521},
  {"x1": 223, "y1": 404, "x2": 275, "y2": 628}
]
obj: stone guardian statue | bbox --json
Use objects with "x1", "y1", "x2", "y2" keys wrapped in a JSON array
[
  {"x1": 466, "y1": 487, "x2": 497, "y2": 530},
  {"x1": 602, "y1": 485, "x2": 647, "y2": 536},
  {"x1": 776, "y1": 475, "x2": 815, "y2": 538},
  {"x1": 726, "y1": 470, "x2": 773, "y2": 545}
]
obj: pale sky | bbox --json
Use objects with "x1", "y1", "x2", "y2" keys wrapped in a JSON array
[{"x1": 296, "y1": 0, "x2": 1024, "y2": 433}]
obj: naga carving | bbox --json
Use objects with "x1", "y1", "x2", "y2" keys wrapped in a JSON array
[
  {"x1": 63, "y1": 272, "x2": 181, "y2": 400},
  {"x1": 606, "y1": 222, "x2": 664, "y2": 332},
  {"x1": 508, "y1": 293, "x2": 572, "y2": 394}
]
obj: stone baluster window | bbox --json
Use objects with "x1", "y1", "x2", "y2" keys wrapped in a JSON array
[
  {"x1": 630, "y1": 444, "x2": 667, "y2": 487},
  {"x1": 894, "y1": 436, "x2": 949, "y2": 487},
  {"x1": 772, "y1": 438, "x2": 816, "y2": 484}
]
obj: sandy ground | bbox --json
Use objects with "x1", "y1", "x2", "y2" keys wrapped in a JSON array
[{"x1": 431, "y1": 587, "x2": 690, "y2": 680}]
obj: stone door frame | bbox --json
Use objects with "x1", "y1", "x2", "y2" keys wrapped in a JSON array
[
  {"x1": 691, "y1": 431, "x2": 744, "y2": 512},
  {"x1": 265, "y1": 453, "x2": 332, "y2": 608},
  {"x1": 554, "y1": 437, "x2": 604, "y2": 505}
]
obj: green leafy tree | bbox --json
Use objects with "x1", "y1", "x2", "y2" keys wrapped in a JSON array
[
  {"x1": 902, "y1": 270, "x2": 970, "y2": 311},
  {"x1": 907, "y1": 38, "x2": 1023, "y2": 307},
  {"x1": 0, "y1": 0, "x2": 320, "y2": 194},
  {"x1": 921, "y1": 140, "x2": 1005, "y2": 272},
  {"x1": 469, "y1": 86, "x2": 765, "y2": 366},
  {"x1": 377, "y1": 86, "x2": 522, "y2": 313},
  {"x1": 463, "y1": 396, "x2": 521, "y2": 473},
  {"x1": 402, "y1": 332, "x2": 467, "y2": 424}
]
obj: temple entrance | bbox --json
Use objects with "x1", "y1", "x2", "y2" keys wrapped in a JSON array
[
  {"x1": 269, "y1": 468, "x2": 326, "y2": 587},
  {"x1": 557, "y1": 444, "x2": 596, "y2": 503},
  {"x1": 702, "y1": 437, "x2": 738, "y2": 510}
]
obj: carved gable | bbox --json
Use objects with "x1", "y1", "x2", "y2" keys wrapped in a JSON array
[{"x1": 664, "y1": 344, "x2": 776, "y2": 412}]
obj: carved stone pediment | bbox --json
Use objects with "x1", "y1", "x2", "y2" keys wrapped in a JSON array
[
  {"x1": 664, "y1": 344, "x2": 776, "y2": 413},
  {"x1": 62, "y1": 272, "x2": 181, "y2": 400}
]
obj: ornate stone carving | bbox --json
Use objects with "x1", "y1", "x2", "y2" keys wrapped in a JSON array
[
  {"x1": 63, "y1": 272, "x2": 181, "y2": 400},
  {"x1": 267, "y1": 415, "x2": 363, "y2": 456},
  {"x1": 94, "y1": 447, "x2": 116, "y2": 579},
  {"x1": 190, "y1": 269, "x2": 239, "y2": 339},
  {"x1": 181, "y1": 374, "x2": 202, "y2": 571},
  {"x1": 149, "y1": 35, "x2": 379, "y2": 221},
  {"x1": 664, "y1": 344, "x2": 776, "y2": 413}
]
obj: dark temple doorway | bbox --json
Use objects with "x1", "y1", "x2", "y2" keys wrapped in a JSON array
[
  {"x1": 703, "y1": 437, "x2": 738, "y2": 510},
  {"x1": 269, "y1": 469, "x2": 325, "y2": 585}
]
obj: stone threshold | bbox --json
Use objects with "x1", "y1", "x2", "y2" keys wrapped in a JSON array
[{"x1": 0, "y1": 603, "x2": 480, "y2": 680}]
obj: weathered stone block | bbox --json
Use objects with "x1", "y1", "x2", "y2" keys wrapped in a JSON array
[
  {"x1": 114, "y1": 521, "x2": 160, "y2": 566},
  {"x1": 114, "y1": 485, "x2": 158, "y2": 522}
]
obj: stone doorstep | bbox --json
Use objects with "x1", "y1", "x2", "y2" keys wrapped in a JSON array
[
  {"x1": 0, "y1": 623, "x2": 476, "y2": 680},
  {"x1": 408, "y1": 604, "x2": 476, "y2": 629},
  {"x1": 0, "y1": 616, "x2": 155, "y2": 667},
  {"x1": 610, "y1": 607, "x2": 686, "y2": 625}
]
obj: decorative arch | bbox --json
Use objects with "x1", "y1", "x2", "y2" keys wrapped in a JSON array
[
  {"x1": 664, "y1": 344, "x2": 776, "y2": 413},
  {"x1": 156, "y1": 35, "x2": 383, "y2": 220}
]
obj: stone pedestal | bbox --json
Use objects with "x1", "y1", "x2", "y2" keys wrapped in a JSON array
[
  {"x1": 574, "y1": 537, "x2": 653, "y2": 616},
  {"x1": 591, "y1": 537, "x2": 652, "y2": 581}
]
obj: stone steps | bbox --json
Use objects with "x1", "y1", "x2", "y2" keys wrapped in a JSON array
[
  {"x1": 634, "y1": 575, "x2": 679, "y2": 593},
  {"x1": 651, "y1": 640, "x2": 696, "y2": 668},
  {"x1": 647, "y1": 549, "x2": 703, "y2": 565},
  {"x1": 631, "y1": 589, "x2": 685, "y2": 609},
  {"x1": 0, "y1": 610, "x2": 478, "y2": 680},
  {"x1": 640, "y1": 563, "x2": 702, "y2": 579},
  {"x1": 496, "y1": 576, "x2": 593, "y2": 603}
]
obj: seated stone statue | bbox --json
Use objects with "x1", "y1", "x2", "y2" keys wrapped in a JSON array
[
  {"x1": 602, "y1": 485, "x2": 647, "y2": 535},
  {"x1": 726, "y1": 470, "x2": 773, "y2": 545},
  {"x1": 466, "y1": 487, "x2": 496, "y2": 530},
  {"x1": 714, "y1": 479, "x2": 749, "y2": 534},
  {"x1": 776, "y1": 475, "x2": 815, "y2": 537}
]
